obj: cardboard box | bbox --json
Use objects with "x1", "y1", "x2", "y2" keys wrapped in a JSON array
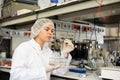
[
  {"x1": 2, "y1": 1, "x2": 39, "y2": 18},
  {"x1": 15, "y1": 9, "x2": 32, "y2": 16}
]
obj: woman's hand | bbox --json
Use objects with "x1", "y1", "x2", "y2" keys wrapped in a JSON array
[{"x1": 62, "y1": 39, "x2": 74, "y2": 58}]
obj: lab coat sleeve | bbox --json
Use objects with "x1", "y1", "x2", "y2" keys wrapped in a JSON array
[
  {"x1": 52, "y1": 53, "x2": 72, "y2": 75},
  {"x1": 10, "y1": 44, "x2": 47, "y2": 80}
]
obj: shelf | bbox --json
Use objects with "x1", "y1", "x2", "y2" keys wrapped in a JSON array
[
  {"x1": 0, "y1": 0, "x2": 120, "y2": 27},
  {"x1": 104, "y1": 36, "x2": 120, "y2": 40},
  {"x1": 0, "y1": 66, "x2": 11, "y2": 69},
  {"x1": 0, "y1": 66, "x2": 10, "y2": 73}
]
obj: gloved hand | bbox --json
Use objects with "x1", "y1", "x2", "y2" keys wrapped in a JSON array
[
  {"x1": 62, "y1": 39, "x2": 74, "y2": 58},
  {"x1": 46, "y1": 64, "x2": 54, "y2": 72},
  {"x1": 46, "y1": 59, "x2": 61, "y2": 72}
]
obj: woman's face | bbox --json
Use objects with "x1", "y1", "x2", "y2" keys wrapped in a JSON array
[{"x1": 37, "y1": 23, "x2": 54, "y2": 42}]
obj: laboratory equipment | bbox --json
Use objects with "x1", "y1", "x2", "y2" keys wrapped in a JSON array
[{"x1": 101, "y1": 67, "x2": 120, "y2": 80}]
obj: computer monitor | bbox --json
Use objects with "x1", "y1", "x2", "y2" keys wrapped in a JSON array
[{"x1": 0, "y1": 36, "x2": 11, "y2": 58}]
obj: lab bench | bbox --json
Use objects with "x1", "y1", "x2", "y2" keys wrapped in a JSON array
[
  {"x1": 52, "y1": 70, "x2": 102, "y2": 80},
  {"x1": 0, "y1": 66, "x2": 102, "y2": 80},
  {"x1": 0, "y1": 66, "x2": 10, "y2": 80}
]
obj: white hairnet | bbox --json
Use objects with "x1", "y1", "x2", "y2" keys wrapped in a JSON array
[{"x1": 31, "y1": 18, "x2": 54, "y2": 38}]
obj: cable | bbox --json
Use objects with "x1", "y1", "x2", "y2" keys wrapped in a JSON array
[
  {"x1": 94, "y1": 24, "x2": 97, "y2": 41},
  {"x1": 85, "y1": 30, "x2": 87, "y2": 41},
  {"x1": 98, "y1": 5, "x2": 112, "y2": 19},
  {"x1": 117, "y1": 22, "x2": 120, "y2": 51},
  {"x1": 90, "y1": 14, "x2": 97, "y2": 41},
  {"x1": 78, "y1": 28, "x2": 80, "y2": 42},
  {"x1": 96, "y1": 0, "x2": 112, "y2": 19}
]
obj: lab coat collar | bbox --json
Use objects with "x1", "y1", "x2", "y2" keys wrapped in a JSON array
[
  {"x1": 31, "y1": 38, "x2": 41, "y2": 50},
  {"x1": 30, "y1": 38, "x2": 49, "y2": 51}
]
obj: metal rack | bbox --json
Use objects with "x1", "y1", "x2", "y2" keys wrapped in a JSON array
[{"x1": 0, "y1": 0, "x2": 119, "y2": 27}]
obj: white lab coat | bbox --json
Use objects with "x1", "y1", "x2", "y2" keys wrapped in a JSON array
[{"x1": 10, "y1": 39, "x2": 72, "y2": 80}]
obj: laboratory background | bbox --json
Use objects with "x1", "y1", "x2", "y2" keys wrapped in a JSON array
[{"x1": 0, "y1": 0, "x2": 120, "y2": 80}]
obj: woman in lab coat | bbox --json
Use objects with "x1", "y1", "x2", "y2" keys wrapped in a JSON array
[{"x1": 10, "y1": 18, "x2": 74, "y2": 80}]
